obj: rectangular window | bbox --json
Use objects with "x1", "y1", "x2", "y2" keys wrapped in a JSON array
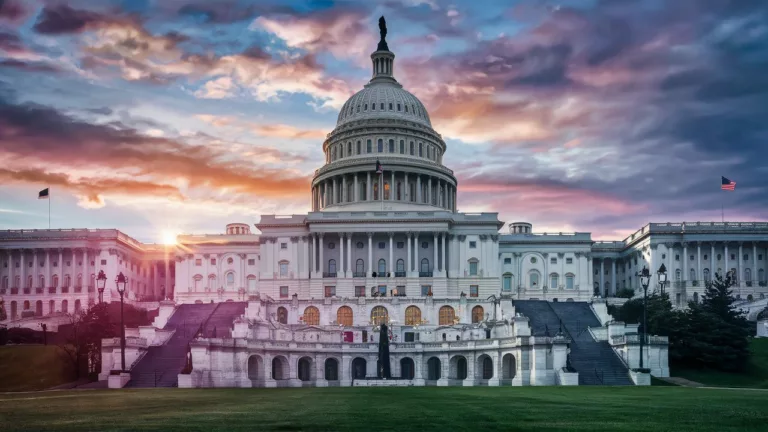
[
  {"x1": 404, "y1": 332, "x2": 416, "y2": 342},
  {"x1": 744, "y1": 254, "x2": 748, "y2": 261},
  {"x1": 195, "y1": 259, "x2": 202, "y2": 266},
  {"x1": 100, "y1": 260, "x2": 107, "y2": 265},
  {"x1": 324, "y1": 286, "x2": 336, "y2": 298},
  {"x1": 504, "y1": 258, "x2": 511, "y2": 264},
  {"x1": 378, "y1": 242, "x2": 386, "y2": 249},
  {"x1": 367, "y1": 139, "x2": 372, "y2": 153},
  {"x1": 66, "y1": 261, "x2": 70, "y2": 267},
  {"x1": 470, "y1": 285, "x2": 478, "y2": 297},
  {"x1": 469, "y1": 261, "x2": 478, "y2": 276},
  {"x1": 279, "y1": 286, "x2": 289, "y2": 298},
  {"x1": 281, "y1": 243, "x2": 288, "y2": 249},
  {"x1": 355, "y1": 286, "x2": 366, "y2": 297},
  {"x1": 279, "y1": 262, "x2": 288, "y2": 276},
  {"x1": 566, "y1": 258, "x2": 573, "y2": 264},
  {"x1": 566, "y1": 275, "x2": 574, "y2": 289},
  {"x1": 410, "y1": 142, "x2": 414, "y2": 155},
  {"x1": 378, "y1": 285, "x2": 387, "y2": 296},
  {"x1": 211, "y1": 258, "x2": 216, "y2": 265},
  {"x1": 418, "y1": 143, "x2": 423, "y2": 157},
  {"x1": 52, "y1": 262, "x2": 57, "y2": 267},
  {"x1": 397, "y1": 242, "x2": 404, "y2": 249},
  {"x1": 395, "y1": 286, "x2": 406, "y2": 296},
  {"x1": 675, "y1": 255, "x2": 680, "y2": 261},
  {"x1": 760, "y1": 254, "x2": 764, "y2": 261},
  {"x1": 731, "y1": 254, "x2": 735, "y2": 260},
  {"x1": 503, "y1": 276, "x2": 512, "y2": 291},
  {"x1": 469, "y1": 241, "x2": 477, "y2": 248},
  {"x1": 421, "y1": 285, "x2": 432, "y2": 296},
  {"x1": 550, "y1": 258, "x2": 557, "y2": 264},
  {"x1": 248, "y1": 259, "x2": 255, "y2": 265}
]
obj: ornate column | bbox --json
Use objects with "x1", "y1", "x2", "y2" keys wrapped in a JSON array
[
  {"x1": 599, "y1": 259, "x2": 604, "y2": 297},
  {"x1": 367, "y1": 172, "x2": 372, "y2": 201},
  {"x1": 666, "y1": 243, "x2": 673, "y2": 284},
  {"x1": 342, "y1": 176, "x2": 347, "y2": 204},
  {"x1": 19, "y1": 250, "x2": 25, "y2": 290},
  {"x1": 354, "y1": 174, "x2": 359, "y2": 202},
  {"x1": 367, "y1": 233, "x2": 373, "y2": 277},
  {"x1": 611, "y1": 259, "x2": 616, "y2": 296},
  {"x1": 311, "y1": 234, "x2": 317, "y2": 275},
  {"x1": 441, "y1": 232, "x2": 446, "y2": 275},
  {"x1": 6, "y1": 250, "x2": 12, "y2": 290},
  {"x1": 404, "y1": 173, "x2": 409, "y2": 201},
  {"x1": 318, "y1": 234, "x2": 325, "y2": 276},
  {"x1": 391, "y1": 171, "x2": 395, "y2": 201},
  {"x1": 417, "y1": 176, "x2": 421, "y2": 203},
  {"x1": 724, "y1": 243, "x2": 729, "y2": 277},
  {"x1": 682, "y1": 242, "x2": 688, "y2": 288},
  {"x1": 753, "y1": 242, "x2": 758, "y2": 286},
  {"x1": 407, "y1": 232, "x2": 412, "y2": 275},
  {"x1": 44, "y1": 250, "x2": 50, "y2": 290},
  {"x1": 738, "y1": 242, "x2": 744, "y2": 285},
  {"x1": 433, "y1": 232, "x2": 438, "y2": 274},
  {"x1": 33, "y1": 251, "x2": 38, "y2": 290},
  {"x1": 347, "y1": 234, "x2": 352, "y2": 278},
  {"x1": 388, "y1": 232, "x2": 394, "y2": 274},
  {"x1": 697, "y1": 243, "x2": 702, "y2": 285},
  {"x1": 710, "y1": 243, "x2": 715, "y2": 279},
  {"x1": 83, "y1": 248, "x2": 89, "y2": 291},
  {"x1": 428, "y1": 177, "x2": 432, "y2": 205},
  {"x1": 339, "y1": 233, "x2": 345, "y2": 276}
]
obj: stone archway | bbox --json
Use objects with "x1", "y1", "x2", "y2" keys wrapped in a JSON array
[
  {"x1": 298, "y1": 356, "x2": 314, "y2": 382},
  {"x1": 400, "y1": 357, "x2": 415, "y2": 380},
  {"x1": 351, "y1": 357, "x2": 367, "y2": 380},
  {"x1": 501, "y1": 353, "x2": 516, "y2": 385},
  {"x1": 247, "y1": 355, "x2": 264, "y2": 386},
  {"x1": 427, "y1": 356, "x2": 441, "y2": 381},
  {"x1": 272, "y1": 356, "x2": 289, "y2": 380},
  {"x1": 325, "y1": 358, "x2": 339, "y2": 381},
  {"x1": 476, "y1": 354, "x2": 493, "y2": 380},
  {"x1": 449, "y1": 355, "x2": 468, "y2": 380}
]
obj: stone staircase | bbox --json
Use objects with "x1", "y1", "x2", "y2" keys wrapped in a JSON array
[
  {"x1": 201, "y1": 301, "x2": 248, "y2": 338},
  {"x1": 126, "y1": 303, "x2": 217, "y2": 388},
  {"x1": 515, "y1": 300, "x2": 634, "y2": 385}
]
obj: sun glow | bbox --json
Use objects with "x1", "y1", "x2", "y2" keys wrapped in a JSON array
[{"x1": 161, "y1": 230, "x2": 178, "y2": 245}]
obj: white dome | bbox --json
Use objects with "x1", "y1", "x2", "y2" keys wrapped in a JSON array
[{"x1": 336, "y1": 82, "x2": 432, "y2": 127}]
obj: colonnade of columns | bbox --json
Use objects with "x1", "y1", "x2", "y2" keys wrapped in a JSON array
[
  {"x1": 311, "y1": 171, "x2": 456, "y2": 212},
  {"x1": 1, "y1": 248, "x2": 95, "y2": 294},
  {"x1": 308, "y1": 232, "x2": 448, "y2": 278}
]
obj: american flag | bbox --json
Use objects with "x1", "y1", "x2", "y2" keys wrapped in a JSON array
[
  {"x1": 375, "y1": 159, "x2": 383, "y2": 174},
  {"x1": 721, "y1": 176, "x2": 736, "y2": 191}
]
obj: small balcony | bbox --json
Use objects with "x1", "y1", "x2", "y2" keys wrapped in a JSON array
[
  {"x1": 36, "y1": 287, "x2": 44, "y2": 294},
  {"x1": 87, "y1": 285, "x2": 95, "y2": 293},
  {"x1": 394, "y1": 271, "x2": 406, "y2": 278},
  {"x1": 74, "y1": 286, "x2": 82, "y2": 293},
  {"x1": 322, "y1": 272, "x2": 337, "y2": 278},
  {"x1": 62, "y1": 286, "x2": 69, "y2": 294},
  {"x1": 48, "y1": 287, "x2": 57, "y2": 294},
  {"x1": 352, "y1": 272, "x2": 366, "y2": 278},
  {"x1": 10, "y1": 288, "x2": 18, "y2": 295},
  {"x1": 419, "y1": 271, "x2": 433, "y2": 278}
]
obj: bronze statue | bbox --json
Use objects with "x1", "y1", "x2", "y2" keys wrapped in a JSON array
[{"x1": 377, "y1": 16, "x2": 389, "y2": 51}]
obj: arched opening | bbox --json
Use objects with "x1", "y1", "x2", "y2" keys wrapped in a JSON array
[
  {"x1": 360, "y1": 182, "x2": 367, "y2": 200},
  {"x1": 404, "y1": 305, "x2": 421, "y2": 325},
  {"x1": 371, "y1": 306, "x2": 389, "y2": 325},
  {"x1": 328, "y1": 259, "x2": 336, "y2": 274},
  {"x1": 502, "y1": 273, "x2": 513, "y2": 292},
  {"x1": 277, "y1": 307, "x2": 288, "y2": 324},
  {"x1": 477, "y1": 355, "x2": 493, "y2": 380},
  {"x1": 337, "y1": 306, "x2": 353, "y2": 326},
  {"x1": 74, "y1": 299, "x2": 81, "y2": 314},
  {"x1": 35, "y1": 300, "x2": 43, "y2": 317},
  {"x1": 373, "y1": 182, "x2": 379, "y2": 200},
  {"x1": 248, "y1": 355, "x2": 263, "y2": 382},
  {"x1": 272, "y1": 356, "x2": 289, "y2": 380},
  {"x1": 438, "y1": 305, "x2": 455, "y2": 325},
  {"x1": 298, "y1": 357, "x2": 313, "y2": 382},
  {"x1": 61, "y1": 300, "x2": 68, "y2": 314},
  {"x1": 226, "y1": 272, "x2": 235, "y2": 289},
  {"x1": 471, "y1": 305, "x2": 484, "y2": 323},
  {"x1": 396, "y1": 259, "x2": 405, "y2": 273},
  {"x1": 325, "y1": 358, "x2": 339, "y2": 381},
  {"x1": 352, "y1": 357, "x2": 367, "y2": 379},
  {"x1": 529, "y1": 271, "x2": 540, "y2": 289},
  {"x1": 303, "y1": 306, "x2": 320, "y2": 325},
  {"x1": 745, "y1": 268, "x2": 752, "y2": 282},
  {"x1": 450, "y1": 356, "x2": 467, "y2": 380},
  {"x1": 704, "y1": 268, "x2": 711, "y2": 281},
  {"x1": 693, "y1": 292, "x2": 699, "y2": 303},
  {"x1": 427, "y1": 357, "x2": 441, "y2": 380},
  {"x1": 356, "y1": 259, "x2": 365, "y2": 274},
  {"x1": 384, "y1": 181, "x2": 390, "y2": 200},
  {"x1": 420, "y1": 258, "x2": 430, "y2": 273},
  {"x1": 396, "y1": 182, "x2": 402, "y2": 200},
  {"x1": 378, "y1": 259, "x2": 386, "y2": 274},
  {"x1": 49, "y1": 300, "x2": 54, "y2": 314},
  {"x1": 502, "y1": 354, "x2": 516, "y2": 383},
  {"x1": 400, "y1": 357, "x2": 415, "y2": 380},
  {"x1": 10, "y1": 301, "x2": 16, "y2": 320}
]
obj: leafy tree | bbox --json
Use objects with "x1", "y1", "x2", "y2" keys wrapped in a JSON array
[{"x1": 58, "y1": 303, "x2": 118, "y2": 379}]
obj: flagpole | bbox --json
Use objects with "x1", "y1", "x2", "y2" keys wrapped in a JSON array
[{"x1": 48, "y1": 187, "x2": 51, "y2": 229}]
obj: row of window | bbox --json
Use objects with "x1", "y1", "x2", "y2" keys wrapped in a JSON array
[
  {"x1": 195, "y1": 257, "x2": 257, "y2": 266},
  {"x1": 326, "y1": 139, "x2": 441, "y2": 163},
  {"x1": 276, "y1": 304, "x2": 484, "y2": 327},
  {"x1": 503, "y1": 257, "x2": 575, "y2": 265},
  {"x1": 662, "y1": 253, "x2": 763, "y2": 262},
  {"x1": 317, "y1": 179, "x2": 451, "y2": 207},
  {"x1": 345, "y1": 100, "x2": 426, "y2": 119},
  {"x1": 4, "y1": 299, "x2": 87, "y2": 320},
  {"x1": 499, "y1": 272, "x2": 577, "y2": 291}
]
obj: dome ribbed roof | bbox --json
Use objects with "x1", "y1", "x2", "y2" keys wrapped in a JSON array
[{"x1": 336, "y1": 83, "x2": 432, "y2": 127}]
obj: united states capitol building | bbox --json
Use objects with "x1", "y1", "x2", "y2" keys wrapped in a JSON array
[{"x1": 2, "y1": 22, "x2": 767, "y2": 388}]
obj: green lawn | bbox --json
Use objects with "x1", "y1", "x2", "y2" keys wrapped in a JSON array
[
  {"x1": 0, "y1": 387, "x2": 766, "y2": 431},
  {"x1": 674, "y1": 338, "x2": 768, "y2": 388},
  {"x1": 0, "y1": 345, "x2": 76, "y2": 392}
]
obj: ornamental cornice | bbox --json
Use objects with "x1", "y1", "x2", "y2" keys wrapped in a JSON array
[
  {"x1": 490, "y1": 234, "x2": 499, "y2": 242},
  {"x1": 479, "y1": 234, "x2": 488, "y2": 240}
]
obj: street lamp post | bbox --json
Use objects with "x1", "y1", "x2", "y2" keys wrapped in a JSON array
[
  {"x1": 96, "y1": 270, "x2": 107, "y2": 304},
  {"x1": 115, "y1": 272, "x2": 128, "y2": 372},
  {"x1": 637, "y1": 266, "x2": 651, "y2": 369}
]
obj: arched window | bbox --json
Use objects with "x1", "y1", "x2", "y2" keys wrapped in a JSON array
[
  {"x1": 356, "y1": 140, "x2": 361, "y2": 154},
  {"x1": 327, "y1": 259, "x2": 337, "y2": 275},
  {"x1": 759, "y1": 269, "x2": 765, "y2": 282},
  {"x1": 529, "y1": 271, "x2": 540, "y2": 288},
  {"x1": 502, "y1": 273, "x2": 513, "y2": 291},
  {"x1": 26, "y1": 275, "x2": 32, "y2": 288},
  {"x1": 703, "y1": 268, "x2": 711, "y2": 281},
  {"x1": 227, "y1": 257, "x2": 233, "y2": 265},
  {"x1": 337, "y1": 306, "x2": 353, "y2": 326},
  {"x1": 439, "y1": 306, "x2": 455, "y2": 325},
  {"x1": 378, "y1": 259, "x2": 386, "y2": 274},
  {"x1": 347, "y1": 182, "x2": 353, "y2": 203},
  {"x1": 366, "y1": 139, "x2": 372, "y2": 153},
  {"x1": 371, "y1": 306, "x2": 388, "y2": 325},
  {"x1": 356, "y1": 259, "x2": 365, "y2": 273},
  {"x1": 61, "y1": 300, "x2": 68, "y2": 314},
  {"x1": 76, "y1": 274, "x2": 82, "y2": 288},
  {"x1": 468, "y1": 259, "x2": 478, "y2": 276},
  {"x1": 472, "y1": 305, "x2": 484, "y2": 323},
  {"x1": 64, "y1": 275, "x2": 70, "y2": 287},
  {"x1": 410, "y1": 141, "x2": 414, "y2": 155},
  {"x1": 388, "y1": 139, "x2": 395, "y2": 153},
  {"x1": 693, "y1": 292, "x2": 699, "y2": 303},
  {"x1": 360, "y1": 182, "x2": 367, "y2": 201},
  {"x1": 1, "y1": 276, "x2": 7, "y2": 289},
  {"x1": 419, "y1": 142, "x2": 423, "y2": 157},
  {"x1": 38, "y1": 275, "x2": 45, "y2": 288},
  {"x1": 566, "y1": 273, "x2": 575, "y2": 290},
  {"x1": 193, "y1": 274, "x2": 202, "y2": 291},
  {"x1": 208, "y1": 274, "x2": 217, "y2": 291},
  {"x1": 347, "y1": 142, "x2": 352, "y2": 156},
  {"x1": 421, "y1": 258, "x2": 430, "y2": 272},
  {"x1": 690, "y1": 268, "x2": 696, "y2": 282},
  {"x1": 373, "y1": 182, "x2": 379, "y2": 200},
  {"x1": 226, "y1": 272, "x2": 235, "y2": 288},
  {"x1": 399, "y1": 140, "x2": 405, "y2": 154},
  {"x1": 675, "y1": 269, "x2": 681, "y2": 280},
  {"x1": 303, "y1": 306, "x2": 320, "y2": 325},
  {"x1": 377, "y1": 139, "x2": 383, "y2": 152},
  {"x1": 550, "y1": 273, "x2": 559, "y2": 289},
  {"x1": 384, "y1": 181, "x2": 390, "y2": 200},
  {"x1": 277, "y1": 307, "x2": 288, "y2": 324},
  {"x1": 745, "y1": 268, "x2": 752, "y2": 282},
  {"x1": 396, "y1": 259, "x2": 405, "y2": 272},
  {"x1": 405, "y1": 306, "x2": 421, "y2": 325}
]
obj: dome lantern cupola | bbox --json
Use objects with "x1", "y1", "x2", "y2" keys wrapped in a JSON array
[{"x1": 370, "y1": 16, "x2": 396, "y2": 84}]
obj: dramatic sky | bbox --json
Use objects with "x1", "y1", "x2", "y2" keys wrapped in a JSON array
[{"x1": 1, "y1": 0, "x2": 766, "y2": 242}]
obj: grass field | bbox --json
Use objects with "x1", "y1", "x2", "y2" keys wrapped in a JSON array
[
  {"x1": 1, "y1": 387, "x2": 766, "y2": 431},
  {"x1": 673, "y1": 338, "x2": 768, "y2": 388},
  {"x1": 0, "y1": 345, "x2": 76, "y2": 392}
]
